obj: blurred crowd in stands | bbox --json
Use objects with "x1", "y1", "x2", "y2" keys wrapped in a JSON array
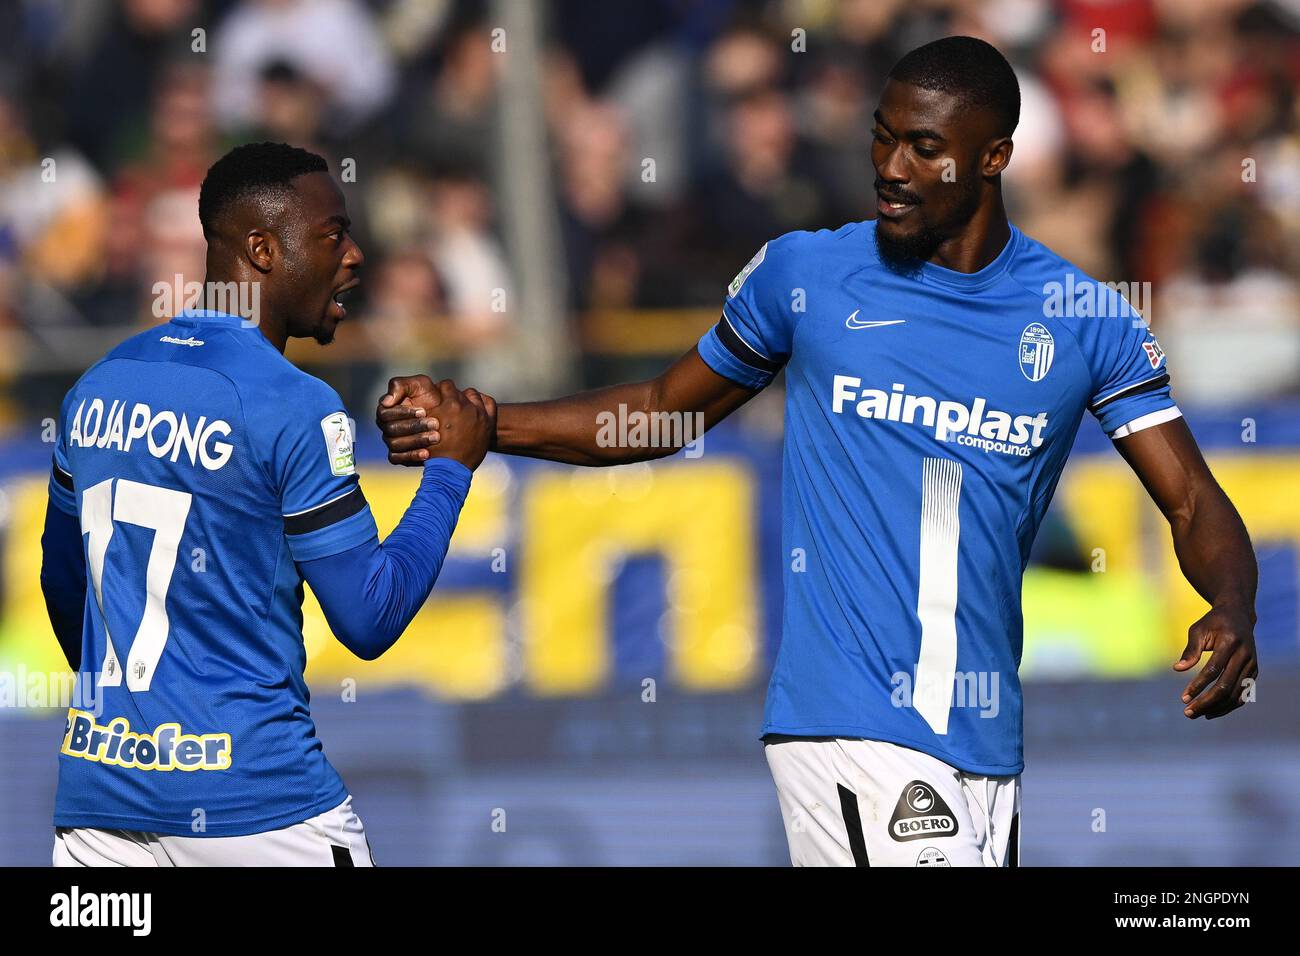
[{"x1": 0, "y1": 0, "x2": 1298, "y2": 420}]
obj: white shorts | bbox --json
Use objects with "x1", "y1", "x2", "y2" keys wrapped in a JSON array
[
  {"x1": 52, "y1": 796, "x2": 374, "y2": 867},
  {"x1": 765, "y1": 736, "x2": 1020, "y2": 867}
]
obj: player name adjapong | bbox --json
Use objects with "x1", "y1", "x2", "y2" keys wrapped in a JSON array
[
  {"x1": 65, "y1": 396, "x2": 234, "y2": 470},
  {"x1": 831, "y1": 376, "x2": 1049, "y2": 457}
]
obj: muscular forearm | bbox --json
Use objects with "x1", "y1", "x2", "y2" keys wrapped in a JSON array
[
  {"x1": 1114, "y1": 418, "x2": 1258, "y2": 718},
  {"x1": 492, "y1": 349, "x2": 755, "y2": 466},
  {"x1": 1168, "y1": 483, "x2": 1257, "y2": 617},
  {"x1": 494, "y1": 380, "x2": 669, "y2": 466},
  {"x1": 380, "y1": 349, "x2": 755, "y2": 468},
  {"x1": 1116, "y1": 418, "x2": 1257, "y2": 616}
]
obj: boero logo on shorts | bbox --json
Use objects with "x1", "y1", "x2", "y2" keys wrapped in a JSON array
[{"x1": 889, "y1": 780, "x2": 959, "y2": 842}]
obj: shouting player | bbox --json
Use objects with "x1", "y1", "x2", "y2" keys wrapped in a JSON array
[
  {"x1": 39, "y1": 143, "x2": 494, "y2": 866},
  {"x1": 377, "y1": 38, "x2": 1259, "y2": 866}
]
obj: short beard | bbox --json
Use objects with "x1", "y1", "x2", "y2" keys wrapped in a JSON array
[
  {"x1": 874, "y1": 172, "x2": 983, "y2": 276},
  {"x1": 876, "y1": 221, "x2": 945, "y2": 276}
]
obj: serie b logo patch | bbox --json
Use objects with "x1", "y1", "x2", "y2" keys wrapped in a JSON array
[
  {"x1": 1143, "y1": 337, "x2": 1166, "y2": 369},
  {"x1": 320, "y1": 412, "x2": 355, "y2": 477},
  {"x1": 727, "y1": 242, "x2": 768, "y2": 298}
]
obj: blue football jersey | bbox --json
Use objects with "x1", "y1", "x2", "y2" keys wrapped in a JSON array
[
  {"x1": 698, "y1": 221, "x2": 1178, "y2": 775},
  {"x1": 49, "y1": 310, "x2": 378, "y2": 835}
]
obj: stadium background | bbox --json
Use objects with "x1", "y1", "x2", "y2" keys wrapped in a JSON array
[{"x1": 1, "y1": 0, "x2": 1299, "y2": 865}]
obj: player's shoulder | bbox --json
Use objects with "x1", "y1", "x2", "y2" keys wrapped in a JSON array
[
  {"x1": 238, "y1": 350, "x2": 348, "y2": 440},
  {"x1": 242, "y1": 343, "x2": 339, "y2": 400},
  {"x1": 768, "y1": 221, "x2": 871, "y2": 260},
  {"x1": 91, "y1": 318, "x2": 279, "y2": 384},
  {"x1": 1004, "y1": 228, "x2": 1096, "y2": 290},
  {"x1": 729, "y1": 222, "x2": 871, "y2": 297},
  {"x1": 62, "y1": 323, "x2": 185, "y2": 409},
  {"x1": 1005, "y1": 228, "x2": 1143, "y2": 333},
  {"x1": 228, "y1": 350, "x2": 354, "y2": 486},
  {"x1": 79, "y1": 322, "x2": 177, "y2": 377}
]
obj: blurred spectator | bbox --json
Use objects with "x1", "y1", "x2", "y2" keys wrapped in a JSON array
[
  {"x1": 404, "y1": 20, "x2": 501, "y2": 175},
  {"x1": 556, "y1": 102, "x2": 642, "y2": 309},
  {"x1": 252, "y1": 60, "x2": 330, "y2": 148},
  {"x1": 64, "y1": 0, "x2": 203, "y2": 168},
  {"x1": 1159, "y1": 205, "x2": 1300, "y2": 405},
  {"x1": 79, "y1": 60, "x2": 218, "y2": 329},
  {"x1": 692, "y1": 85, "x2": 830, "y2": 277},
  {"x1": 211, "y1": 0, "x2": 396, "y2": 134},
  {"x1": 0, "y1": 97, "x2": 106, "y2": 293},
  {"x1": 425, "y1": 173, "x2": 512, "y2": 352},
  {"x1": 363, "y1": 246, "x2": 447, "y2": 359},
  {"x1": 795, "y1": 50, "x2": 880, "y2": 222}
]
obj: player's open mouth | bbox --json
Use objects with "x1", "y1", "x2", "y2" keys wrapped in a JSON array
[
  {"x1": 876, "y1": 195, "x2": 916, "y2": 220},
  {"x1": 329, "y1": 279, "x2": 360, "y2": 321}
]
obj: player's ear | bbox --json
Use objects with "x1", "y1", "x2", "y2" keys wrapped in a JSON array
[
  {"x1": 244, "y1": 229, "x2": 275, "y2": 273},
  {"x1": 983, "y1": 137, "x2": 1013, "y2": 178}
]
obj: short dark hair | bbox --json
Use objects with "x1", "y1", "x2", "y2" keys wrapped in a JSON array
[
  {"x1": 198, "y1": 142, "x2": 328, "y2": 239},
  {"x1": 887, "y1": 36, "x2": 1021, "y2": 137}
]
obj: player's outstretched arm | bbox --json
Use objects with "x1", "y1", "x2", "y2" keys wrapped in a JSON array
[
  {"x1": 1113, "y1": 417, "x2": 1258, "y2": 719},
  {"x1": 376, "y1": 347, "x2": 755, "y2": 467},
  {"x1": 300, "y1": 384, "x2": 494, "y2": 660}
]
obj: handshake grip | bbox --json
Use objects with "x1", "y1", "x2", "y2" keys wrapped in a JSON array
[{"x1": 375, "y1": 376, "x2": 497, "y2": 471}]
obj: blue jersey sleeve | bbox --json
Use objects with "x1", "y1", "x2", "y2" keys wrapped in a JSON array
[
  {"x1": 697, "y1": 234, "x2": 803, "y2": 389},
  {"x1": 254, "y1": 374, "x2": 378, "y2": 561},
  {"x1": 300, "y1": 459, "x2": 472, "y2": 660},
  {"x1": 1081, "y1": 288, "x2": 1179, "y2": 437}
]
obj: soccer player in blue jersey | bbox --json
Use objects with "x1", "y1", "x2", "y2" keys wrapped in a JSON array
[
  {"x1": 39, "y1": 142, "x2": 495, "y2": 866},
  {"x1": 377, "y1": 38, "x2": 1259, "y2": 867}
]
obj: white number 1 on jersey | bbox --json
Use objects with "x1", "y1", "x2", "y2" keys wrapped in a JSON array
[
  {"x1": 80, "y1": 478, "x2": 192, "y2": 692},
  {"x1": 914, "y1": 457, "x2": 963, "y2": 735}
]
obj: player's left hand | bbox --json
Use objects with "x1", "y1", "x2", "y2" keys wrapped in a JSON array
[{"x1": 1173, "y1": 605, "x2": 1258, "y2": 720}]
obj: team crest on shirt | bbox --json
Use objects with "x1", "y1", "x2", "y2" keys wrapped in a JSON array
[
  {"x1": 1019, "y1": 323, "x2": 1055, "y2": 382},
  {"x1": 320, "y1": 412, "x2": 356, "y2": 477},
  {"x1": 727, "y1": 242, "x2": 768, "y2": 298},
  {"x1": 889, "y1": 781, "x2": 959, "y2": 842}
]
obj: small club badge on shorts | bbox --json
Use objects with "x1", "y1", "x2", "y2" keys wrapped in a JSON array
[
  {"x1": 889, "y1": 780, "x2": 959, "y2": 842},
  {"x1": 916, "y1": 847, "x2": 950, "y2": 866}
]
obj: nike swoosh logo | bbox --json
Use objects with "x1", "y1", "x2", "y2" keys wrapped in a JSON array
[{"x1": 845, "y1": 310, "x2": 905, "y2": 330}]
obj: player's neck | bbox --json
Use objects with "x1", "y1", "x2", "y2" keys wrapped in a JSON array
[
  {"x1": 927, "y1": 199, "x2": 1011, "y2": 274},
  {"x1": 197, "y1": 271, "x2": 289, "y2": 354},
  {"x1": 257, "y1": 323, "x2": 289, "y2": 354}
]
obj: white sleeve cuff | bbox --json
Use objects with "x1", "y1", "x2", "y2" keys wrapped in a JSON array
[{"x1": 1109, "y1": 405, "x2": 1182, "y2": 439}]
